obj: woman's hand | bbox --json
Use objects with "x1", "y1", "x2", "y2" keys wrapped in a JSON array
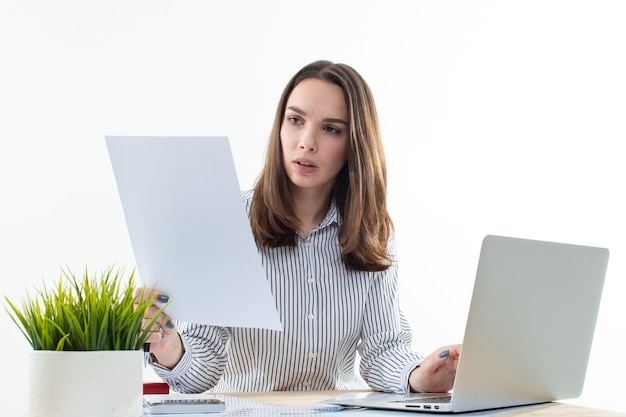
[
  {"x1": 409, "y1": 344, "x2": 462, "y2": 393},
  {"x1": 133, "y1": 288, "x2": 184, "y2": 369}
]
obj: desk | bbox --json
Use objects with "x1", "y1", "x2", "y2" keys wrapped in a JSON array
[
  {"x1": 227, "y1": 390, "x2": 626, "y2": 416},
  {"x1": 21, "y1": 390, "x2": 626, "y2": 417}
]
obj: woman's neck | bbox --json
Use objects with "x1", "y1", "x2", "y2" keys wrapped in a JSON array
[{"x1": 291, "y1": 187, "x2": 332, "y2": 236}]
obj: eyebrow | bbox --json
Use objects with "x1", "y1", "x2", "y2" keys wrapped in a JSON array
[{"x1": 287, "y1": 106, "x2": 349, "y2": 125}]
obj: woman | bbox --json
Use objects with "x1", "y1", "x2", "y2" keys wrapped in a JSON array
[{"x1": 141, "y1": 60, "x2": 461, "y2": 394}]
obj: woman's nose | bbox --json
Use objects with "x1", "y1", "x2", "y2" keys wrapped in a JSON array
[{"x1": 298, "y1": 128, "x2": 317, "y2": 151}]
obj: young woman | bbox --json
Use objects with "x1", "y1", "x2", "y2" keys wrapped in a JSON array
[{"x1": 141, "y1": 60, "x2": 461, "y2": 394}]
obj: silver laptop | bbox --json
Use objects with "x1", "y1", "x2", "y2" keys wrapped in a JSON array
[{"x1": 328, "y1": 235, "x2": 609, "y2": 413}]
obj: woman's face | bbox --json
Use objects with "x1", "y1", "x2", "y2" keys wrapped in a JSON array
[{"x1": 280, "y1": 78, "x2": 349, "y2": 196}]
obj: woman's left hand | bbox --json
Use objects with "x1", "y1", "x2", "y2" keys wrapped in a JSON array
[{"x1": 409, "y1": 344, "x2": 462, "y2": 393}]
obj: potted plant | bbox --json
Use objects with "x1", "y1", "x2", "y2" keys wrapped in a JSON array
[{"x1": 5, "y1": 265, "x2": 165, "y2": 417}]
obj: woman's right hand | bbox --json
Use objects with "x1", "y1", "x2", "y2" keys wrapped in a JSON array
[{"x1": 133, "y1": 288, "x2": 185, "y2": 369}]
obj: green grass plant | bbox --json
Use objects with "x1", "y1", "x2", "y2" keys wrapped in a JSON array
[{"x1": 4, "y1": 266, "x2": 165, "y2": 351}]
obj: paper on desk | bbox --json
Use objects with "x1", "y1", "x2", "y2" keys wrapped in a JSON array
[
  {"x1": 106, "y1": 136, "x2": 282, "y2": 330},
  {"x1": 144, "y1": 394, "x2": 355, "y2": 416}
]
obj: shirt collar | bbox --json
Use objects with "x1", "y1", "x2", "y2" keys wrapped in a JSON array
[{"x1": 317, "y1": 198, "x2": 342, "y2": 230}]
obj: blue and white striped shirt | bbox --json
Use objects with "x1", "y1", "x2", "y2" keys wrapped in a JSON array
[{"x1": 152, "y1": 190, "x2": 423, "y2": 393}]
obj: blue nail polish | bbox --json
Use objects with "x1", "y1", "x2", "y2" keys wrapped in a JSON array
[
  {"x1": 439, "y1": 350, "x2": 450, "y2": 358},
  {"x1": 156, "y1": 294, "x2": 169, "y2": 303},
  {"x1": 165, "y1": 320, "x2": 175, "y2": 329}
]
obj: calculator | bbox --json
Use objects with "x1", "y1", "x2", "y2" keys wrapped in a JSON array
[{"x1": 143, "y1": 393, "x2": 226, "y2": 414}]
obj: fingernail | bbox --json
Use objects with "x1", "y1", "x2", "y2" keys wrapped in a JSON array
[
  {"x1": 156, "y1": 294, "x2": 169, "y2": 303},
  {"x1": 439, "y1": 350, "x2": 450, "y2": 358},
  {"x1": 165, "y1": 320, "x2": 175, "y2": 329}
]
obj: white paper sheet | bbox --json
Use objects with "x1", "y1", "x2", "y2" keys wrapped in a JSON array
[{"x1": 106, "y1": 136, "x2": 282, "y2": 330}]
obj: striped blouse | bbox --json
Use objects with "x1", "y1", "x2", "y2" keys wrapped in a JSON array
[{"x1": 151, "y1": 190, "x2": 424, "y2": 393}]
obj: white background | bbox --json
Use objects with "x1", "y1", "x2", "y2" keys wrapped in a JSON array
[{"x1": 1, "y1": 1, "x2": 624, "y2": 416}]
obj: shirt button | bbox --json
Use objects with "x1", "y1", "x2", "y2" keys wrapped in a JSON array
[
  {"x1": 307, "y1": 277, "x2": 314, "y2": 284},
  {"x1": 303, "y1": 381, "x2": 310, "y2": 387},
  {"x1": 307, "y1": 314, "x2": 315, "y2": 320},
  {"x1": 303, "y1": 240, "x2": 311, "y2": 247},
  {"x1": 308, "y1": 352, "x2": 316, "y2": 359}
]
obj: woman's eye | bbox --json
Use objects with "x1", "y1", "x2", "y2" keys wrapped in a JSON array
[
  {"x1": 323, "y1": 125, "x2": 340, "y2": 134},
  {"x1": 287, "y1": 116, "x2": 303, "y2": 125}
]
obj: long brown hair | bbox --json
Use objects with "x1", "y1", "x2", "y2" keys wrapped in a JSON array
[{"x1": 250, "y1": 60, "x2": 393, "y2": 272}]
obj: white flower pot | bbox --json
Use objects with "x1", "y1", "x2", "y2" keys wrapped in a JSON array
[{"x1": 28, "y1": 350, "x2": 143, "y2": 417}]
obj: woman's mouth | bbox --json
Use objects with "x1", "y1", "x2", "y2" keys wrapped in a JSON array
[
  {"x1": 293, "y1": 158, "x2": 317, "y2": 172},
  {"x1": 295, "y1": 158, "x2": 316, "y2": 168}
]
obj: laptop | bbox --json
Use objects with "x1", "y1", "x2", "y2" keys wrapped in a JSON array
[{"x1": 328, "y1": 235, "x2": 609, "y2": 413}]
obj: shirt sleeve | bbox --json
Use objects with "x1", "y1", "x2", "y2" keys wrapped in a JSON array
[
  {"x1": 357, "y1": 239, "x2": 424, "y2": 393},
  {"x1": 150, "y1": 322, "x2": 230, "y2": 393}
]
